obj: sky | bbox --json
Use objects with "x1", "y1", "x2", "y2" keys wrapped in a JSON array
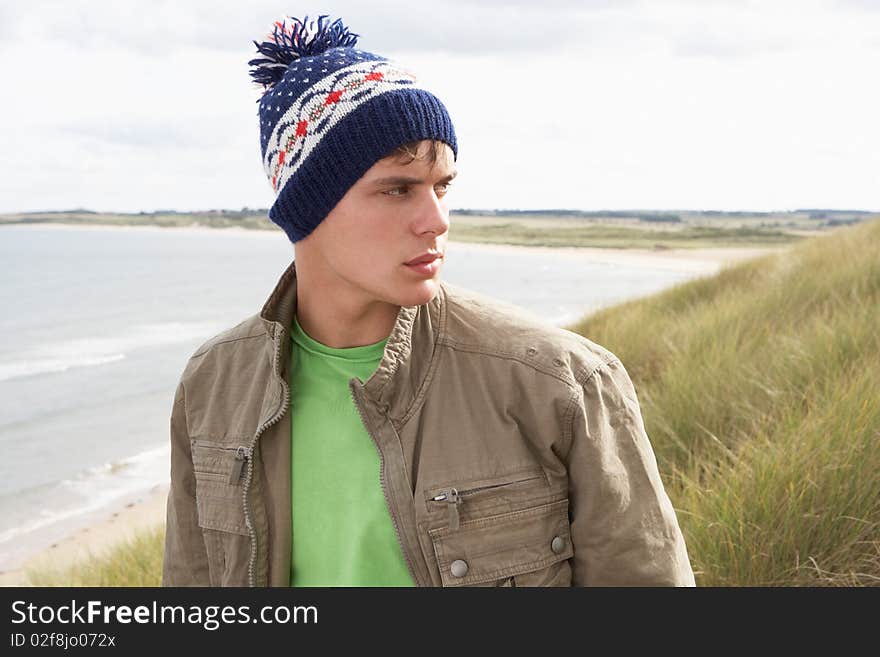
[{"x1": 1, "y1": 0, "x2": 879, "y2": 213}]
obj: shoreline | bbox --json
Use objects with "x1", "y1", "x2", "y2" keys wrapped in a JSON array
[
  {"x1": 0, "y1": 484, "x2": 169, "y2": 587},
  {"x1": 448, "y1": 240, "x2": 784, "y2": 274},
  {"x1": 2, "y1": 221, "x2": 787, "y2": 274}
]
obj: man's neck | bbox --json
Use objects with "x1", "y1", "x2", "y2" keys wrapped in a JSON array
[{"x1": 294, "y1": 274, "x2": 399, "y2": 349}]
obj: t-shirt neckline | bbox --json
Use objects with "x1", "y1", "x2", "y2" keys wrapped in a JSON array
[{"x1": 290, "y1": 314, "x2": 388, "y2": 362}]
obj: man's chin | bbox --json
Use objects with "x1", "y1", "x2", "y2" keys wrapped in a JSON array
[{"x1": 395, "y1": 277, "x2": 442, "y2": 307}]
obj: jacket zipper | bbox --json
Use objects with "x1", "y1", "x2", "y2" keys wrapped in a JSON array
[
  {"x1": 244, "y1": 326, "x2": 290, "y2": 587},
  {"x1": 430, "y1": 475, "x2": 544, "y2": 531},
  {"x1": 349, "y1": 379, "x2": 421, "y2": 587},
  {"x1": 228, "y1": 446, "x2": 250, "y2": 484}
]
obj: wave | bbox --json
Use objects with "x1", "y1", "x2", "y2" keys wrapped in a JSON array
[
  {"x1": 0, "y1": 320, "x2": 225, "y2": 383},
  {"x1": 0, "y1": 443, "x2": 170, "y2": 550}
]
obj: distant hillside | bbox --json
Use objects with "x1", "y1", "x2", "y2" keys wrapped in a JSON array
[
  {"x1": 1, "y1": 208, "x2": 875, "y2": 232},
  {"x1": 3, "y1": 208, "x2": 874, "y2": 249}
]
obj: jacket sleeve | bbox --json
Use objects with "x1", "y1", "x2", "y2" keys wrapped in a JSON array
[
  {"x1": 162, "y1": 379, "x2": 211, "y2": 586},
  {"x1": 566, "y1": 357, "x2": 695, "y2": 586}
]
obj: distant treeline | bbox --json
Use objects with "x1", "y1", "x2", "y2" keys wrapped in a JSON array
[
  {"x1": 451, "y1": 208, "x2": 877, "y2": 220},
  {"x1": 452, "y1": 209, "x2": 683, "y2": 222},
  {"x1": 3, "y1": 208, "x2": 876, "y2": 225}
]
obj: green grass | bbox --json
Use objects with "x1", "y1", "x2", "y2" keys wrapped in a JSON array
[
  {"x1": 568, "y1": 220, "x2": 880, "y2": 585},
  {"x1": 26, "y1": 220, "x2": 880, "y2": 586},
  {"x1": 24, "y1": 525, "x2": 165, "y2": 587}
]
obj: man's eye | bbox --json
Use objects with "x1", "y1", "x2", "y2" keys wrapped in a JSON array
[{"x1": 383, "y1": 182, "x2": 453, "y2": 198}]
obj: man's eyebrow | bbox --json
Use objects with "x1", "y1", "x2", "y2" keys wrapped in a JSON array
[{"x1": 371, "y1": 170, "x2": 458, "y2": 186}]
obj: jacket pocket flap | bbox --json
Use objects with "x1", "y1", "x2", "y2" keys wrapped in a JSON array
[
  {"x1": 424, "y1": 465, "x2": 547, "y2": 504},
  {"x1": 428, "y1": 498, "x2": 573, "y2": 587},
  {"x1": 192, "y1": 442, "x2": 250, "y2": 535},
  {"x1": 191, "y1": 439, "x2": 247, "y2": 478}
]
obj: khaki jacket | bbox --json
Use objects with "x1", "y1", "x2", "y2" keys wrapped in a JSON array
[{"x1": 162, "y1": 260, "x2": 695, "y2": 587}]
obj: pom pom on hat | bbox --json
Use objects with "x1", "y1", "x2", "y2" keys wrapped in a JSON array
[{"x1": 248, "y1": 14, "x2": 360, "y2": 95}]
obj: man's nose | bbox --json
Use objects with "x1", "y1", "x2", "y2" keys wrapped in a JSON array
[{"x1": 413, "y1": 187, "x2": 450, "y2": 236}]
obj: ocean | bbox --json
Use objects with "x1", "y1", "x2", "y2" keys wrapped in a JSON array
[{"x1": 0, "y1": 224, "x2": 707, "y2": 569}]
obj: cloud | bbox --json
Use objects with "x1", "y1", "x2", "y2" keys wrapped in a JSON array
[
  {"x1": 11, "y1": 0, "x2": 633, "y2": 56},
  {"x1": 3, "y1": 0, "x2": 879, "y2": 213},
  {"x1": 56, "y1": 119, "x2": 203, "y2": 149},
  {"x1": 671, "y1": 28, "x2": 793, "y2": 59},
  {"x1": 833, "y1": 0, "x2": 880, "y2": 10}
]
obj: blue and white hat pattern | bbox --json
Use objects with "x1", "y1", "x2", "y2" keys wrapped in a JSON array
[{"x1": 249, "y1": 15, "x2": 458, "y2": 243}]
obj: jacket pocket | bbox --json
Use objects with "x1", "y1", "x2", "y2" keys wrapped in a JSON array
[
  {"x1": 191, "y1": 440, "x2": 252, "y2": 586},
  {"x1": 428, "y1": 498, "x2": 573, "y2": 587},
  {"x1": 424, "y1": 465, "x2": 551, "y2": 531},
  {"x1": 191, "y1": 440, "x2": 250, "y2": 535}
]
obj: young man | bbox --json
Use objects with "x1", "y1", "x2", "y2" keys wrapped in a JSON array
[{"x1": 162, "y1": 15, "x2": 695, "y2": 587}]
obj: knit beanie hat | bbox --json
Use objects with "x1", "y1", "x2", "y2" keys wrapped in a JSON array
[{"x1": 248, "y1": 14, "x2": 459, "y2": 243}]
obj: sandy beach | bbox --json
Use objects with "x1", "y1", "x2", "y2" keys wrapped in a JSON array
[
  {"x1": 0, "y1": 222, "x2": 789, "y2": 586},
  {"x1": 0, "y1": 484, "x2": 169, "y2": 586},
  {"x1": 448, "y1": 240, "x2": 785, "y2": 274}
]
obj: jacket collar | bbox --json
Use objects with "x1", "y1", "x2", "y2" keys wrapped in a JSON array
[{"x1": 258, "y1": 259, "x2": 446, "y2": 419}]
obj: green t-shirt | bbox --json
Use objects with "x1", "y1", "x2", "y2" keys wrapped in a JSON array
[{"x1": 288, "y1": 315, "x2": 416, "y2": 587}]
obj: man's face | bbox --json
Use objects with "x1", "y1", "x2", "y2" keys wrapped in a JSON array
[{"x1": 298, "y1": 139, "x2": 456, "y2": 308}]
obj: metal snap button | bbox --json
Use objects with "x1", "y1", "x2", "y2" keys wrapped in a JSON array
[
  {"x1": 450, "y1": 559, "x2": 469, "y2": 578},
  {"x1": 551, "y1": 535, "x2": 566, "y2": 554}
]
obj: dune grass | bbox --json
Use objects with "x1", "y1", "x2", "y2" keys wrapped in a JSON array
[
  {"x1": 568, "y1": 220, "x2": 880, "y2": 585},
  {"x1": 24, "y1": 524, "x2": 165, "y2": 587},
  {"x1": 25, "y1": 220, "x2": 879, "y2": 586}
]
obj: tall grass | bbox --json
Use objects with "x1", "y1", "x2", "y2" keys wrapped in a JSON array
[
  {"x1": 27, "y1": 220, "x2": 879, "y2": 586},
  {"x1": 569, "y1": 219, "x2": 880, "y2": 585},
  {"x1": 24, "y1": 525, "x2": 165, "y2": 587}
]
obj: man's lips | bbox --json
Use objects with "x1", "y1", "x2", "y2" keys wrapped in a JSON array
[{"x1": 404, "y1": 252, "x2": 442, "y2": 265}]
